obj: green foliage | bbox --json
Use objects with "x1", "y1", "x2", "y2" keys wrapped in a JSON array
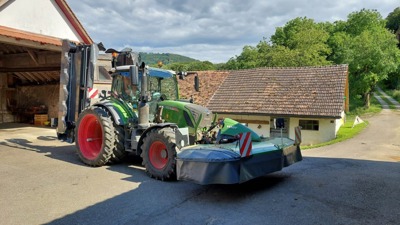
[
  {"x1": 345, "y1": 9, "x2": 386, "y2": 36},
  {"x1": 386, "y1": 7, "x2": 400, "y2": 32},
  {"x1": 348, "y1": 93, "x2": 382, "y2": 116},
  {"x1": 382, "y1": 89, "x2": 400, "y2": 102},
  {"x1": 224, "y1": 17, "x2": 332, "y2": 69},
  {"x1": 163, "y1": 61, "x2": 216, "y2": 71},
  {"x1": 383, "y1": 70, "x2": 400, "y2": 89},
  {"x1": 138, "y1": 52, "x2": 217, "y2": 72},
  {"x1": 139, "y1": 52, "x2": 197, "y2": 65},
  {"x1": 222, "y1": 8, "x2": 400, "y2": 108},
  {"x1": 303, "y1": 96, "x2": 381, "y2": 149},
  {"x1": 392, "y1": 90, "x2": 400, "y2": 102},
  {"x1": 329, "y1": 9, "x2": 400, "y2": 107},
  {"x1": 257, "y1": 43, "x2": 300, "y2": 67},
  {"x1": 301, "y1": 116, "x2": 369, "y2": 149}
]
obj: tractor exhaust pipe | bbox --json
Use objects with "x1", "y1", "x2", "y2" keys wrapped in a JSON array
[{"x1": 138, "y1": 64, "x2": 149, "y2": 129}]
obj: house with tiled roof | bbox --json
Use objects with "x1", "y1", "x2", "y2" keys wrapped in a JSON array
[
  {"x1": 178, "y1": 71, "x2": 230, "y2": 105},
  {"x1": 0, "y1": 0, "x2": 92, "y2": 123},
  {"x1": 180, "y1": 65, "x2": 349, "y2": 145}
]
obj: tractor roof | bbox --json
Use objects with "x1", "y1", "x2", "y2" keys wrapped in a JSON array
[{"x1": 112, "y1": 66, "x2": 176, "y2": 78}]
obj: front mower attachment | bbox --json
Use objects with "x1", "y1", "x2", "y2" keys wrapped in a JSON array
[{"x1": 176, "y1": 138, "x2": 302, "y2": 185}]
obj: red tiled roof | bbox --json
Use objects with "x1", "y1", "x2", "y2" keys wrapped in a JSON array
[
  {"x1": 0, "y1": 25, "x2": 62, "y2": 46},
  {"x1": 207, "y1": 65, "x2": 348, "y2": 118},
  {"x1": 178, "y1": 71, "x2": 229, "y2": 106}
]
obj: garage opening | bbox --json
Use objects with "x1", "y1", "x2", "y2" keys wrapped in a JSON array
[{"x1": 0, "y1": 41, "x2": 61, "y2": 126}]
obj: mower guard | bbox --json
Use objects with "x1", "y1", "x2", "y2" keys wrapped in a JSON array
[{"x1": 176, "y1": 138, "x2": 302, "y2": 185}]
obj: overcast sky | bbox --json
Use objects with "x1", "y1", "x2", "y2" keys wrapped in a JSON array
[{"x1": 67, "y1": 0, "x2": 399, "y2": 63}]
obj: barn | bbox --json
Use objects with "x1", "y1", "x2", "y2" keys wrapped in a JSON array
[{"x1": 0, "y1": 0, "x2": 92, "y2": 125}]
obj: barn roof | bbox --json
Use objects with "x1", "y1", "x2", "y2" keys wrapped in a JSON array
[{"x1": 207, "y1": 65, "x2": 348, "y2": 118}]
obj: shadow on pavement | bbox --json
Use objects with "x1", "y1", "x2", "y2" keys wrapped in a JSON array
[
  {"x1": 44, "y1": 157, "x2": 399, "y2": 225},
  {"x1": 2, "y1": 124, "x2": 398, "y2": 224},
  {"x1": 0, "y1": 137, "x2": 83, "y2": 166}
]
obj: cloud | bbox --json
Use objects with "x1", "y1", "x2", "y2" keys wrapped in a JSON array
[{"x1": 67, "y1": 0, "x2": 399, "y2": 63}]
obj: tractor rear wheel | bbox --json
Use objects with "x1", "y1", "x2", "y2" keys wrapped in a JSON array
[
  {"x1": 109, "y1": 124, "x2": 127, "y2": 163},
  {"x1": 75, "y1": 107, "x2": 114, "y2": 166},
  {"x1": 141, "y1": 128, "x2": 177, "y2": 180}
]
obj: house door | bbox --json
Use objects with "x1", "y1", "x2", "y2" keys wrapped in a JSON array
[{"x1": 270, "y1": 117, "x2": 289, "y2": 138}]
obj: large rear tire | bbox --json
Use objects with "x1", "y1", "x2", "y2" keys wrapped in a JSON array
[
  {"x1": 109, "y1": 125, "x2": 127, "y2": 163},
  {"x1": 141, "y1": 128, "x2": 177, "y2": 180},
  {"x1": 75, "y1": 107, "x2": 114, "y2": 166}
]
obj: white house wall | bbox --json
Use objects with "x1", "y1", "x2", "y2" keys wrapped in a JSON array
[
  {"x1": 335, "y1": 111, "x2": 346, "y2": 133},
  {"x1": 247, "y1": 123, "x2": 270, "y2": 138},
  {"x1": 217, "y1": 114, "x2": 271, "y2": 138},
  {"x1": 289, "y1": 117, "x2": 337, "y2": 145},
  {"x1": 218, "y1": 113, "x2": 346, "y2": 146},
  {"x1": 0, "y1": 0, "x2": 82, "y2": 42}
]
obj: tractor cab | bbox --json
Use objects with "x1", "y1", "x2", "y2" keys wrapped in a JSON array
[
  {"x1": 109, "y1": 64, "x2": 179, "y2": 122},
  {"x1": 110, "y1": 70, "x2": 138, "y2": 103}
]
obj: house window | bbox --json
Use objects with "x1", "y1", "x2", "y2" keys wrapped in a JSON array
[{"x1": 299, "y1": 120, "x2": 319, "y2": 131}]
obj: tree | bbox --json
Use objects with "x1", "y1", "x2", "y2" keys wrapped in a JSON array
[
  {"x1": 257, "y1": 41, "x2": 300, "y2": 67},
  {"x1": 345, "y1": 9, "x2": 386, "y2": 36},
  {"x1": 386, "y1": 7, "x2": 400, "y2": 32},
  {"x1": 223, "y1": 17, "x2": 332, "y2": 69},
  {"x1": 329, "y1": 9, "x2": 400, "y2": 107},
  {"x1": 164, "y1": 61, "x2": 216, "y2": 71},
  {"x1": 220, "y1": 46, "x2": 259, "y2": 70}
]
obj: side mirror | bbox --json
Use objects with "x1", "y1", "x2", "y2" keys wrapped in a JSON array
[
  {"x1": 194, "y1": 75, "x2": 199, "y2": 92},
  {"x1": 130, "y1": 65, "x2": 139, "y2": 86}
]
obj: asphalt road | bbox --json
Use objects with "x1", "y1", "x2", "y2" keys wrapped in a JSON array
[{"x1": 0, "y1": 109, "x2": 399, "y2": 225}]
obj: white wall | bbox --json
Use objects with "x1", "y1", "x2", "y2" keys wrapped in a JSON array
[
  {"x1": 0, "y1": 0, "x2": 82, "y2": 42},
  {"x1": 247, "y1": 123, "x2": 269, "y2": 138},
  {"x1": 335, "y1": 111, "x2": 346, "y2": 133},
  {"x1": 218, "y1": 112, "x2": 346, "y2": 146},
  {"x1": 218, "y1": 114, "x2": 271, "y2": 138}
]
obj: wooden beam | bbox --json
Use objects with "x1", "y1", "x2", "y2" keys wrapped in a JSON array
[
  {"x1": 0, "y1": 67, "x2": 60, "y2": 72},
  {"x1": 27, "y1": 50, "x2": 39, "y2": 66},
  {"x1": 0, "y1": 50, "x2": 60, "y2": 68},
  {"x1": 234, "y1": 119, "x2": 270, "y2": 125},
  {"x1": 345, "y1": 69, "x2": 350, "y2": 113}
]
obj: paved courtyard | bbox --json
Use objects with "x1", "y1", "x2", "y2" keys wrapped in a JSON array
[{"x1": 0, "y1": 108, "x2": 399, "y2": 225}]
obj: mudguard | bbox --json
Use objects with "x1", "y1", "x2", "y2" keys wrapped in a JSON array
[{"x1": 93, "y1": 100, "x2": 137, "y2": 126}]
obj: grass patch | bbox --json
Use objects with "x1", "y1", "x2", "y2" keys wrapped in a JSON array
[
  {"x1": 374, "y1": 91, "x2": 396, "y2": 109},
  {"x1": 301, "y1": 95, "x2": 381, "y2": 150},
  {"x1": 384, "y1": 89, "x2": 400, "y2": 103},
  {"x1": 301, "y1": 115, "x2": 369, "y2": 149},
  {"x1": 348, "y1": 94, "x2": 382, "y2": 117}
]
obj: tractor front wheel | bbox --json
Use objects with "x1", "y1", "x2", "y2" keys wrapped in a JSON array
[
  {"x1": 141, "y1": 128, "x2": 177, "y2": 180},
  {"x1": 75, "y1": 107, "x2": 114, "y2": 166}
]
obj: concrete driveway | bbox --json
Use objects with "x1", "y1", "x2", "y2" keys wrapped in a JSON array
[{"x1": 0, "y1": 109, "x2": 399, "y2": 225}]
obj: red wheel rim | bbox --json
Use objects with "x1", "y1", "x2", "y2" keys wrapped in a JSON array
[
  {"x1": 149, "y1": 141, "x2": 168, "y2": 169},
  {"x1": 78, "y1": 114, "x2": 103, "y2": 160}
]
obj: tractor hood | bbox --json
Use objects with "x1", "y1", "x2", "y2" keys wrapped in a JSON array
[{"x1": 158, "y1": 100, "x2": 214, "y2": 131}]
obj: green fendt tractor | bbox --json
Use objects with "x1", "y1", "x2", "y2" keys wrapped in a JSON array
[
  {"x1": 57, "y1": 40, "x2": 302, "y2": 184},
  {"x1": 57, "y1": 40, "x2": 250, "y2": 180}
]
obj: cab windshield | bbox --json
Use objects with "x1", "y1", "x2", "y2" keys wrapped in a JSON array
[
  {"x1": 111, "y1": 74, "x2": 138, "y2": 101},
  {"x1": 148, "y1": 76, "x2": 178, "y2": 101}
]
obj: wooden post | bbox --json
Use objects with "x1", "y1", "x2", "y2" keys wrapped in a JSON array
[{"x1": 345, "y1": 69, "x2": 350, "y2": 113}]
